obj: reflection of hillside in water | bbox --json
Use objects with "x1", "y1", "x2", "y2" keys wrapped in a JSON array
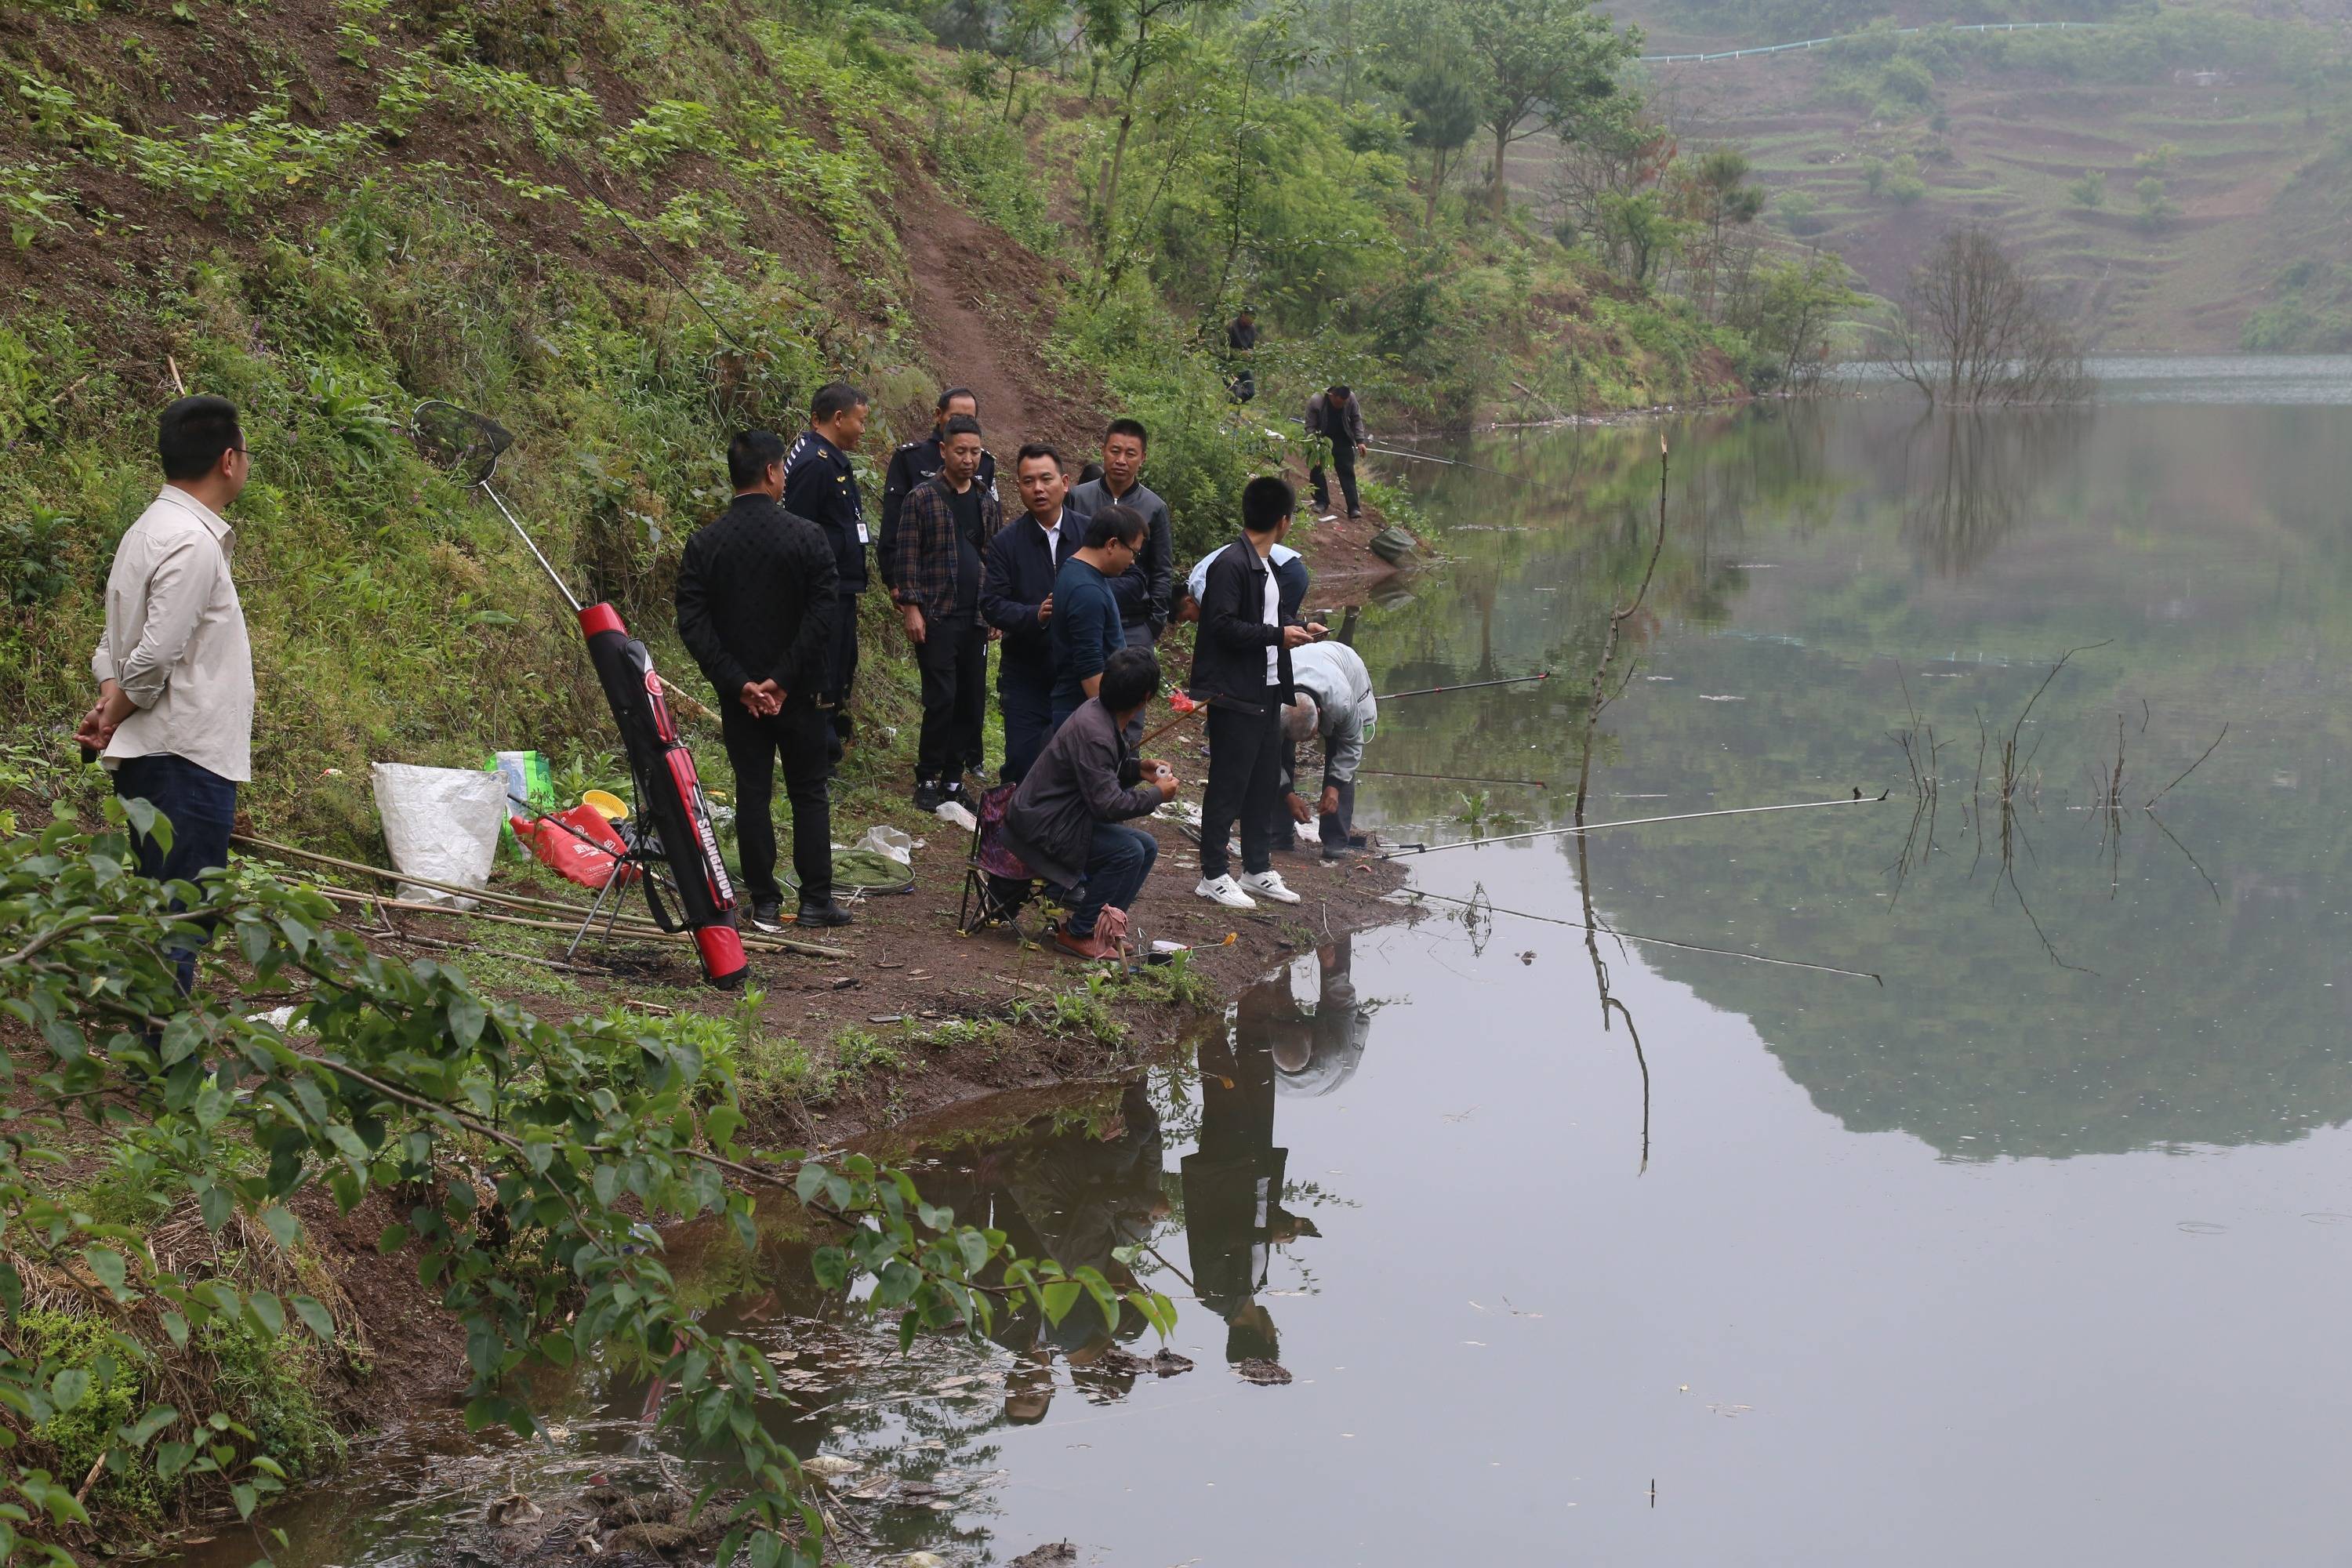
[{"x1": 1354, "y1": 397, "x2": 2352, "y2": 1159}]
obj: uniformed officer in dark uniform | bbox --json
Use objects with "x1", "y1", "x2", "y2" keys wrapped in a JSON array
[
  {"x1": 879, "y1": 385, "x2": 996, "y2": 590},
  {"x1": 783, "y1": 381, "x2": 871, "y2": 766}
]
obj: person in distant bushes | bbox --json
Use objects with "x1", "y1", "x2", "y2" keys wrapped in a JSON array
[
  {"x1": 892, "y1": 414, "x2": 999, "y2": 813},
  {"x1": 783, "y1": 381, "x2": 870, "y2": 773},
  {"x1": 980, "y1": 443, "x2": 1089, "y2": 783},
  {"x1": 1001, "y1": 646, "x2": 1178, "y2": 963},
  {"x1": 1067, "y1": 418, "x2": 1176, "y2": 696},
  {"x1": 1304, "y1": 383, "x2": 1369, "y2": 521},
  {"x1": 676, "y1": 430, "x2": 851, "y2": 933},
  {"x1": 1189, "y1": 475, "x2": 1324, "y2": 911},
  {"x1": 76, "y1": 394, "x2": 255, "y2": 996},
  {"x1": 1225, "y1": 307, "x2": 1259, "y2": 404},
  {"x1": 1047, "y1": 504, "x2": 1147, "y2": 739},
  {"x1": 878, "y1": 385, "x2": 996, "y2": 591}
]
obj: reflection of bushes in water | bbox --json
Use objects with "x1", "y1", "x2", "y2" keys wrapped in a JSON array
[{"x1": 1896, "y1": 408, "x2": 2085, "y2": 577}]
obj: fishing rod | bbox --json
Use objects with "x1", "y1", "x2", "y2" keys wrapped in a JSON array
[
  {"x1": 1406, "y1": 887, "x2": 1881, "y2": 982},
  {"x1": 1380, "y1": 791, "x2": 1890, "y2": 858},
  {"x1": 1376, "y1": 671, "x2": 1550, "y2": 702},
  {"x1": 1364, "y1": 443, "x2": 1527, "y2": 482},
  {"x1": 1358, "y1": 768, "x2": 1548, "y2": 789}
]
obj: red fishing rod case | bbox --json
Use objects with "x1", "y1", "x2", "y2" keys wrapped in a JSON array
[{"x1": 578, "y1": 603, "x2": 748, "y2": 989}]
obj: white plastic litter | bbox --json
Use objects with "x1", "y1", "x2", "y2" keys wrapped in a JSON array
[
  {"x1": 857, "y1": 824, "x2": 915, "y2": 867},
  {"x1": 371, "y1": 762, "x2": 506, "y2": 909},
  {"x1": 934, "y1": 800, "x2": 978, "y2": 832}
]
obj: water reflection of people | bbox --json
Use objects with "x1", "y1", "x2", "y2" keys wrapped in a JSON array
[{"x1": 1274, "y1": 937, "x2": 1373, "y2": 1098}]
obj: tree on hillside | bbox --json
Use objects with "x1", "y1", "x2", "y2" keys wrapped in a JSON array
[
  {"x1": 1894, "y1": 224, "x2": 2089, "y2": 406},
  {"x1": 1730, "y1": 251, "x2": 1860, "y2": 391},
  {"x1": 1399, "y1": 59, "x2": 1479, "y2": 230},
  {"x1": 1672, "y1": 147, "x2": 1766, "y2": 316},
  {"x1": 1548, "y1": 93, "x2": 1674, "y2": 248},
  {"x1": 1457, "y1": 0, "x2": 1635, "y2": 216},
  {"x1": 1083, "y1": 0, "x2": 1237, "y2": 260}
]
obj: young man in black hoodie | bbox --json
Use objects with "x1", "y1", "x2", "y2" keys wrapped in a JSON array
[
  {"x1": 675, "y1": 431, "x2": 853, "y2": 931},
  {"x1": 1189, "y1": 475, "x2": 1326, "y2": 909},
  {"x1": 783, "y1": 382, "x2": 870, "y2": 767}
]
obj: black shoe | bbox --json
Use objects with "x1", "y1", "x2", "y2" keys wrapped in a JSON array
[
  {"x1": 1347, "y1": 832, "x2": 1367, "y2": 848},
  {"x1": 747, "y1": 898, "x2": 786, "y2": 932},
  {"x1": 941, "y1": 779, "x2": 967, "y2": 809},
  {"x1": 796, "y1": 900, "x2": 855, "y2": 929},
  {"x1": 913, "y1": 778, "x2": 945, "y2": 811},
  {"x1": 1347, "y1": 509, "x2": 1363, "y2": 521},
  {"x1": 1321, "y1": 846, "x2": 1350, "y2": 862}
]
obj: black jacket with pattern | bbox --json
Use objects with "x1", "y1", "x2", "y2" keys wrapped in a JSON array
[
  {"x1": 892, "y1": 473, "x2": 1003, "y2": 620},
  {"x1": 673, "y1": 494, "x2": 840, "y2": 706}
]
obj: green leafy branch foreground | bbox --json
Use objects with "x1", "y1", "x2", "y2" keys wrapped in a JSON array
[{"x1": 0, "y1": 801, "x2": 1171, "y2": 1565}]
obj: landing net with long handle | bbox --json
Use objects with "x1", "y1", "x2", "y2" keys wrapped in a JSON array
[{"x1": 410, "y1": 401, "x2": 583, "y2": 614}]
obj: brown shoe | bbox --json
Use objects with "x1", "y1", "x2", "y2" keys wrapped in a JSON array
[{"x1": 1054, "y1": 928, "x2": 1122, "y2": 962}]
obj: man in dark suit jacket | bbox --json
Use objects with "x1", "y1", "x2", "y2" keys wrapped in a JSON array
[
  {"x1": 783, "y1": 381, "x2": 869, "y2": 764},
  {"x1": 981, "y1": 444, "x2": 1089, "y2": 783},
  {"x1": 675, "y1": 430, "x2": 852, "y2": 932},
  {"x1": 878, "y1": 385, "x2": 997, "y2": 589},
  {"x1": 1189, "y1": 475, "x2": 1324, "y2": 910},
  {"x1": 893, "y1": 415, "x2": 1000, "y2": 810}
]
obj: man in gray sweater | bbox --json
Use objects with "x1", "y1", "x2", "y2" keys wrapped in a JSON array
[{"x1": 1001, "y1": 647, "x2": 1180, "y2": 961}]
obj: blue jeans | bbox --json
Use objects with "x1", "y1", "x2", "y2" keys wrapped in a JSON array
[
  {"x1": 113, "y1": 752, "x2": 238, "y2": 994},
  {"x1": 1068, "y1": 822, "x2": 1158, "y2": 938}
]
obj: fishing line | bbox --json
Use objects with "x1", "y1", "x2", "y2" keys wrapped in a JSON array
[
  {"x1": 1375, "y1": 671, "x2": 1550, "y2": 701},
  {"x1": 1404, "y1": 887, "x2": 1882, "y2": 982},
  {"x1": 1380, "y1": 792, "x2": 1890, "y2": 858}
]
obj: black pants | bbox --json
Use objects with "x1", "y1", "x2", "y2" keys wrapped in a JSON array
[
  {"x1": 1310, "y1": 443, "x2": 1359, "y2": 516},
  {"x1": 1319, "y1": 777, "x2": 1356, "y2": 851},
  {"x1": 113, "y1": 752, "x2": 238, "y2": 995},
  {"x1": 721, "y1": 701, "x2": 832, "y2": 907},
  {"x1": 916, "y1": 612, "x2": 987, "y2": 782},
  {"x1": 1200, "y1": 701, "x2": 1282, "y2": 880},
  {"x1": 822, "y1": 592, "x2": 861, "y2": 743},
  {"x1": 1000, "y1": 662, "x2": 1054, "y2": 784}
]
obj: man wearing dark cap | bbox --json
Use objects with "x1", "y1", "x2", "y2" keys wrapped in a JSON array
[{"x1": 878, "y1": 385, "x2": 997, "y2": 591}]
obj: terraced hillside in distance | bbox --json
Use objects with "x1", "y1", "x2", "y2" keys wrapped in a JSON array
[{"x1": 1574, "y1": 2, "x2": 2352, "y2": 350}]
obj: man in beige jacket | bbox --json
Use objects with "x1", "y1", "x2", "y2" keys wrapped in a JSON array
[{"x1": 74, "y1": 395, "x2": 255, "y2": 993}]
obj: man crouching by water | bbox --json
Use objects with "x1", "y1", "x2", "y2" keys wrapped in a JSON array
[
  {"x1": 78, "y1": 395, "x2": 256, "y2": 996},
  {"x1": 1001, "y1": 646, "x2": 1179, "y2": 963}
]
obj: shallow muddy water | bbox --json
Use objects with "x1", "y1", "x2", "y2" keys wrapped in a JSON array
[{"x1": 179, "y1": 358, "x2": 2352, "y2": 1566}]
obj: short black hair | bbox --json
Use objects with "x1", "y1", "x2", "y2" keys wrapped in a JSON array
[
  {"x1": 1104, "y1": 417, "x2": 1148, "y2": 448},
  {"x1": 811, "y1": 381, "x2": 867, "y2": 423},
  {"x1": 1242, "y1": 475, "x2": 1294, "y2": 534},
  {"x1": 1086, "y1": 503, "x2": 1147, "y2": 550},
  {"x1": 935, "y1": 385, "x2": 977, "y2": 414},
  {"x1": 1015, "y1": 442, "x2": 1065, "y2": 474},
  {"x1": 158, "y1": 395, "x2": 241, "y2": 481},
  {"x1": 1099, "y1": 645, "x2": 1161, "y2": 711},
  {"x1": 1326, "y1": 383, "x2": 1352, "y2": 401},
  {"x1": 728, "y1": 430, "x2": 787, "y2": 490},
  {"x1": 941, "y1": 414, "x2": 983, "y2": 442}
]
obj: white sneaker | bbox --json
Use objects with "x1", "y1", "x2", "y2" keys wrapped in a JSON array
[
  {"x1": 1195, "y1": 874, "x2": 1258, "y2": 909},
  {"x1": 1238, "y1": 869, "x2": 1301, "y2": 905}
]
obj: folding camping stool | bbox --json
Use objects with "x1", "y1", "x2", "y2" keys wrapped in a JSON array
[{"x1": 955, "y1": 784, "x2": 1074, "y2": 938}]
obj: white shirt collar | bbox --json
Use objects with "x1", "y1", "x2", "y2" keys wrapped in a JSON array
[{"x1": 157, "y1": 485, "x2": 234, "y2": 544}]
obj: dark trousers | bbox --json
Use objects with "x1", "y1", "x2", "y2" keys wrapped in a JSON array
[
  {"x1": 999, "y1": 662, "x2": 1054, "y2": 784},
  {"x1": 1069, "y1": 822, "x2": 1158, "y2": 937},
  {"x1": 721, "y1": 701, "x2": 832, "y2": 907},
  {"x1": 1118, "y1": 620, "x2": 1156, "y2": 750},
  {"x1": 113, "y1": 752, "x2": 238, "y2": 994},
  {"x1": 1310, "y1": 443, "x2": 1359, "y2": 515},
  {"x1": 1200, "y1": 702, "x2": 1281, "y2": 880},
  {"x1": 1320, "y1": 776, "x2": 1357, "y2": 851},
  {"x1": 822, "y1": 592, "x2": 861, "y2": 743},
  {"x1": 916, "y1": 613, "x2": 987, "y2": 782}
]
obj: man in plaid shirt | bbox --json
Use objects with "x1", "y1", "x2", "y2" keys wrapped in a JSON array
[{"x1": 893, "y1": 415, "x2": 1001, "y2": 810}]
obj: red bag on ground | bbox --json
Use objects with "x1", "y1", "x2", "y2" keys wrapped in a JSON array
[{"x1": 512, "y1": 805, "x2": 635, "y2": 890}]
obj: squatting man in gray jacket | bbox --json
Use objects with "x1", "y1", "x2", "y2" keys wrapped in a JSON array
[{"x1": 1000, "y1": 646, "x2": 1181, "y2": 962}]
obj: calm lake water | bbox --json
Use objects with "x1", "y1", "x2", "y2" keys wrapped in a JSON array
[{"x1": 185, "y1": 358, "x2": 2352, "y2": 1566}]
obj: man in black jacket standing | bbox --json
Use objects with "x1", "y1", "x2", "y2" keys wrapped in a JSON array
[
  {"x1": 878, "y1": 386, "x2": 996, "y2": 590},
  {"x1": 981, "y1": 444, "x2": 1089, "y2": 783},
  {"x1": 1304, "y1": 383, "x2": 1369, "y2": 520},
  {"x1": 1189, "y1": 475, "x2": 1325, "y2": 910},
  {"x1": 677, "y1": 431, "x2": 854, "y2": 932},
  {"x1": 893, "y1": 415, "x2": 999, "y2": 811},
  {"x1": 784, "y1": 382, "x2": 870, "y2": 768}
]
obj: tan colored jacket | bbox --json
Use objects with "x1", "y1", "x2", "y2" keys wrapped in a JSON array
[{"x1": 91, "y1": 487, "x2": 254, "y2": 782}]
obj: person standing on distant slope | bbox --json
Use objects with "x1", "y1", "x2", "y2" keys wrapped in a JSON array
[
  {"x1": 1048, "y1": 505, "x2": 1147, "y2": 738},
  {"x1": 982, "y1": 444, "x2": 1090, "y2": 783},
  {"x1": 894, "y1": 414, "x2": 1000, "y2": 812},
  {"x1": 1305, "y1": 383, "x2": 1369, "y2": 521},
  {"x1": 879, "y1": 386, "x2": 996, "y2": 591},
  {"x1": 675, "y1": 431, "x2": 851, "y2": 932},
  {"x1": 784, "y1": 381, "x2": 871, "y2": 772},
  {"x1": 77, "y1": 395, "x2": 256, "y2": 997},
  {"x1": 1190, "y1": 476, "x2": 1325, "y2": 910},
  {"x1": 1226, "y1": 307, "x2": 1261, "y2": 404}
]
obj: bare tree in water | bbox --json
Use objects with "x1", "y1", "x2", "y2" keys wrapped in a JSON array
[{"x1": 1895, "y1": 224, "x2": 2090, "y2": 406}]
